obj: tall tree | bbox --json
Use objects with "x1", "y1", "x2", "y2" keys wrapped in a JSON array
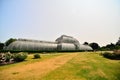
[
  {"x1": 106, "y1": 43, "x2": 115, "y2": 50},
  {"x1": 5, "y1": 38, "x2": 17, "y2": 46},
  {"x1": 0, "y1": 42, "x2": 4, "y2": 50},
  {"x1": 116, "y1": 37, "x2": 120, "y2": 46},
  {"x1": 83, "y1": 42, "x2": 89, "y2": 45},
  {"x1": 89, "y1": 42, "x2": 100, "y2": 50}
]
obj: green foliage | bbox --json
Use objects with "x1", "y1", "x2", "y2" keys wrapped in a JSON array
[
  {"x1": 89, "y1": 42, "x2": 100, "y2": 50},
  {"x1": 13, "y1": 52, "x2": 28, "y2": 62},
  {"x1": 0, "y1": 43, "x2": 4, "y2": 50},
  {"x1": 100, "y1": 37, "x2": 120, "y2": 50},
  {"x1": 102, "y1": 52, "x2": 120, "y2": 60},
  {"x1": 115, "y1": 45, "x2": 120, "y2": 50},
  {"x1": 106, "y1": 43, "x2": 116, "y2": 50},
  {"x1": 0, "y1": 53, "x2": 5, "y2": 63},
  {"x1": 0, "y1": 52, "x2": 13, "y2": 63},
  {"x1": 102, "y1": 52, "x2": 115, "y2": 59},
  {"x1": 34, "y1": 53, "x2": 40, "y2": 59},
  {"x1": 100, "y1": 45, "x2": 120, "y2": 51},
  {"x1": 83, "y1": 42, "x2": 89, "y2": 45},
  {"x1": 116, "y1": 37, "x2": 120, "y2": 46},
  {"x1": 5, "y1": 52, "x2": 13, "y2": 62},
  {"x1": 5, "y1": 38, "x2": 17, "y2": 46}
]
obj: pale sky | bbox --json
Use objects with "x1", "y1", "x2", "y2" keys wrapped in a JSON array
[{"x1": 0, "y1": 0, "x2": 120, "y2": 46}]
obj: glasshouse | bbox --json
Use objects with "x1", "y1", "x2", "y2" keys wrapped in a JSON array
[{"x1": 4, "y1": 35, "x2": 93, "y2": 51}]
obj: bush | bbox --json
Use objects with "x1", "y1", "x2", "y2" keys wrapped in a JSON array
[
  {"x1": 0, "y1": 52, "x2": 28, "y2": 65},
  {"x1": 102, "y1": 52, "x2": 120, "y2": 60},
  {"x1": 102, "y1": 52, "x2": 115, "y2": 59},
  {"x1": 0, "y1": 52, "x2": 14, "y2": 63},
  {"x1": 5, "y1": 52, "x2": 13, "y2": 62},
  {"x1": 0, "y1": 53, "x2": 5, "y2": 63},
  {"x1": 13, "y1": 52, "x2": 28, "y2": 62},
  {"x1": 34, "y1": 53, "x2": 40, "y2": 59}
]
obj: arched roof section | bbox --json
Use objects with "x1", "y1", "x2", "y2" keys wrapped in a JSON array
[
  {"x1": 55, "y1": 35, "x2": 79, "y2": 43},
  {"x1": 79, "y1": 44, "x2": 93, "y2": 50},
  {"x1": 6, "y1": 41, "x2": 57, "y2": 51}
]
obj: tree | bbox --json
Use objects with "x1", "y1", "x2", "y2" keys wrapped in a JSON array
[
  {"x1": 89, "y1": 42, "x2": 100, "y2": 50},
  {"x1": 83, "y1": 42, "x2": 89, "y2": 45},
  {"x1": 5, "y1": 38, "x2": 17, "y2": 46},
  {"x1": 116, "y1": 37, "x2": 120, "y2": 46},
  {"x1": 100, "y1": 37, "x2": 120, "y2": 51},
  {"x1": 0, "y1": 42, "x2": 4, "y2": 50},
  {"x1": 106, "y1": 43, "x2": 115, "y2": 50}
]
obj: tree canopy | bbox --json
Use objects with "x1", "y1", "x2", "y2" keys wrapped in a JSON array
[
  {"x1": 89, "y1": 42, "x2": 100, "y2": 50},
  {"x1": 83, "y1": 42, "x2": 89, "y2": 45},
  {"x1": 0, "y1": 42, "x2": 4, "y2": 50},
  {"x1": 5, "y1": 38, "x2": 17, "y2": 46},
  {"x1": 116, "y1": 37, "x2": 120, "y2": 46}
]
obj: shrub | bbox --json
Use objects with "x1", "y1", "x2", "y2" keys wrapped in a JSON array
[
  {"x1": 13, "y1": 52, "x2": 28, "y2": 62},
  {"x1": 0, "y1": 52, "x2": 14, "y2": 65},
  {"x1": 0, "y1": 53, "x2": 5, "y2": 63},
  {"x1": 0, "y1": 52, "x2": 28, "y2": 65},
  {"x1": 34, "y1": 53, "x2": 40, "y2": 59},
  {"x1": 102, "y1": 52, "x2": 115, "y2": 59},
  {"x1": 5, "y1": 52, "x2": 13, "y2": 62},
  {"x1": 102, "y1": 52, "x2": 120, "y2": 60},
  {"x1": 0, "y1": 52, "x2": 13, "y2": 63}
]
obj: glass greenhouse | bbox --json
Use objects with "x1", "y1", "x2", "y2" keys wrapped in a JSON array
[{"x1": 4, "y1": 35, "x2": 93, "y2": 51}]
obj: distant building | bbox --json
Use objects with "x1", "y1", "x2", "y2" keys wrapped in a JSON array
[{"x1": 4, "y1": 35, "x2": 93, "y2": 51}]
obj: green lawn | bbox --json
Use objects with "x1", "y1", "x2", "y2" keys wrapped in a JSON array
[
  {"x1": 41, "y1": 52, "x2": 120, "y2": 80},
  {"x1": 0, "y1": 52, "x2": 120, "y2": 80}
]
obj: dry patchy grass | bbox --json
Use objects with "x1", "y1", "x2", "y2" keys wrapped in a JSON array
[{"x1": 0, "y1": 53, "x2": 77, "y2": 80}]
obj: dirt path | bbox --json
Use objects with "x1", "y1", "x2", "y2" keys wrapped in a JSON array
[{"x1": 0, "y1": 53, "x2": 78, "y2": 80}]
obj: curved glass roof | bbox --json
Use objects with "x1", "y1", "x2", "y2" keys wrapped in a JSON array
[{"x1": 5, "y1": 35, "x2": 93, "y2": 51}]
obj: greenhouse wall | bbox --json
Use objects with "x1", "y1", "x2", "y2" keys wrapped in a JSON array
[{"x1": 4, "y1": 35, "x2": 93, "y2": 52}]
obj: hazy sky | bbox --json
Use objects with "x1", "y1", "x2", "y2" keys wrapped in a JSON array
[{"x1": 0, "y1": 0, "x2": 120, "y2": 46}]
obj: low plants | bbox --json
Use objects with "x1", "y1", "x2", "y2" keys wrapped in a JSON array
[
  {"x1": 13, "y1": 52, "x2": 28, "y2": 62},
  {"x1": 0, "y1": 52, "x2": 14, "y2": 65},
  {"x1": 0, "y1": 53, "x2": 5, "y2": 63},
  {"x1": 102, "y1": 51, "x2": 120, "y2": 60},
  {"x1": 5, "y1": 52, "x2": 13, "y2": 62},
  {"x1": 34, "y1": 53, "x2": 40, "y2": 59}
]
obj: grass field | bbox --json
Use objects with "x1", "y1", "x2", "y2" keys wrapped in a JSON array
[{"x1": 0, "y1": 52, "x2": 120, "y2": 80}]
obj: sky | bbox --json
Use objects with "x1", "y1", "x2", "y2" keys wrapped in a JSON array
[{"x1": 0, "y1": 0, "x2": 120, "y2": 46}]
